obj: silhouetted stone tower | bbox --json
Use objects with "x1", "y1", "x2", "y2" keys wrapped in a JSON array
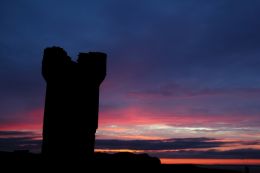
[{"x1": 41, "y1": 46, "x2": 106, "y2": 161}]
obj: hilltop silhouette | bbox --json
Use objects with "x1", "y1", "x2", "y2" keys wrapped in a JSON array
[{"x1": 0, "y1": 151, "x2": 243, "y2": 173}]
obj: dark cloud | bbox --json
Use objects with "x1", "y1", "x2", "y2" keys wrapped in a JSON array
[
  {"x1": 0, "y1": 134, "x2": 226, "y2": 152},
  {"x1": 1, "y1": 131, "x2": 259, "y2": 159},
  {"x1": 0, "y1": 131, "x2": 37, "y2": 137},
  {"x1": 0, "y1": 130, "x2": 41, "y2": 152},
  {"x1": 96, "y1": 137, "x2": 225, "y2": 150},
  {"x1": 96, "y1": 137, "x2": 260, "y2": 158},
  {"x1": 0, "y1": 137, "x2": 41, "y2": 153}
]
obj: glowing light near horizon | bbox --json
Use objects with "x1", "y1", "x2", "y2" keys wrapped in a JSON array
[
  {"x1": 97, "y1": 122, "x2": 260, "y2": 141},
  {"x1": 95, "y1": 149, "x2": 144, "y2": 153},
  {"x1": 160, "y1": 158, "x2": 260, "y2": 165}
]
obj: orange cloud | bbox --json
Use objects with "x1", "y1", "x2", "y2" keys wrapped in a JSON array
[{"x1": 160, "y1": 158, "x2": 260, "y2": 165}]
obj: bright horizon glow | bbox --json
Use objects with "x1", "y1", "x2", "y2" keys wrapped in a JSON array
[
  {"x1": 160, "y1": 158, "x2": 260, "y2": 165},
  {"x1": 96, "y1": 149, "x2": 260, "y2": 165}
]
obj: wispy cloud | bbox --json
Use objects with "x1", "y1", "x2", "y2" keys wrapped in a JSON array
[
  {"x1": 0, "y1": 130, "x2": 41, "y2": 152},
  {"x1": 128, "y1": 83, "x2": 260, "y2": 99},
  {"x1": 0, "y1": 130, "x2": 39, "y2": 138}
]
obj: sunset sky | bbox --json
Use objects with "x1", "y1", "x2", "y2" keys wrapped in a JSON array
[{"x1": 1, "y1": 0, "x2": 260, "y2": 164}]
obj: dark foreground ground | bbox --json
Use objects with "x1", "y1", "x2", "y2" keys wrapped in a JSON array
[{"x1": 0, "y1": 151, "x2": 242, "y2": 173}]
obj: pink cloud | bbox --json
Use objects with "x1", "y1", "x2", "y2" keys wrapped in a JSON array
[
  {"x1": 0, "y1": 108, "x2": 43, "y2": 131},
  {"x1": 99, "y1": 103, "x2": 253, "y2": 127}
]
